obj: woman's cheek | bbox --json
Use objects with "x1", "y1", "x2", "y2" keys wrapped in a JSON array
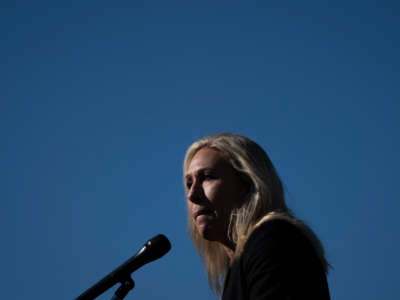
[{"x1": 204, "y1": 182, "x2": 219, "y2": 203}]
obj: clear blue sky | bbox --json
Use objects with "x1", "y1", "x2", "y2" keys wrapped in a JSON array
[{"x1": 4, "y1": 1, "x2": 399, "y2": 299}]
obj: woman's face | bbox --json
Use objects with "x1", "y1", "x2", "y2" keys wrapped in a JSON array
[{"x1": 185, "y1": 147, "x2": 247, "y2": 244}]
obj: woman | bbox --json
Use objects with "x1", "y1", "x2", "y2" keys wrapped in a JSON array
[{"x1": 183, "y1": 133, "x2": 330, "y2": 300}]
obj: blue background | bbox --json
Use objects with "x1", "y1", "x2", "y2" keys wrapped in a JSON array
[{"x1": 5, "y1": 1, "x2": 399, "y2": 299}]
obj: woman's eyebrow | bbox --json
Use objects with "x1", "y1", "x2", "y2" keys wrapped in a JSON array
[{"x1": 185, "y1": 167, "x2": 215, "y2": 178}]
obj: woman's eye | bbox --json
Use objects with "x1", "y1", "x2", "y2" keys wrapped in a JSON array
[{"x1": 204, "y1": 173, "x2": 215, "y2": 180}]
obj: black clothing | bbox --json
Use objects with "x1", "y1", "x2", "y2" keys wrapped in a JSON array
[{"x1": 222, "y1": 219, "x2": 330, "y2": 300}]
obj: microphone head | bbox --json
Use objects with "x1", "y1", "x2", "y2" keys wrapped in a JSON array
[{"x1": 145, "y1": 234, "x2": 171, "y2": 260}]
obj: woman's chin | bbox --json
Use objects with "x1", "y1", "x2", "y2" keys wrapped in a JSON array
[{"x1": 196, "y1": 223, "x2": 220, "y2": 242}]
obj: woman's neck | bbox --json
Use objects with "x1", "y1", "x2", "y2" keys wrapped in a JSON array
[{"x1": 221, "y1": 239, "x2": 236, "y2": 261}]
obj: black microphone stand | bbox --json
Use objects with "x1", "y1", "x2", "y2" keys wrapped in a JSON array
[
  {"x1": 110, "y1": 277, "x2": 135, "y2": 300},
  {"x1": 76, "y1": 275, "x2": 135, "y2": 300},
  {"x1": 75, "y1": 234, "x2": 171, "y2": 300}
]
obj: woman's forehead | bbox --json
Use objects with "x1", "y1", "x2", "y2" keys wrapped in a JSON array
[{"x1": 186, "y1": 148, "x2": 229, "y2": 174}]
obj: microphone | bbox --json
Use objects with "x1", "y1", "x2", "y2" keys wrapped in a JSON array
[{"x1": 75, "y1": 234, "x2": 171, "y2": 300}]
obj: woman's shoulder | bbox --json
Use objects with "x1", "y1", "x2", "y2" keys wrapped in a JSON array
[
  {"x1": 240, "y1": 213, "x2": 328, "y2": 275},
  {"x1": 243, "y1": 216, "x2": 310, "y2": 256},
  {"x1": 232, "y1": 215, "x2": 330, "y2": 300}
]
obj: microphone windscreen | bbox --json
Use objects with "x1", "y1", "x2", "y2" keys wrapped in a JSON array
[{"x1": 146, "y1": 234, "x2": 171, "y2": 260}]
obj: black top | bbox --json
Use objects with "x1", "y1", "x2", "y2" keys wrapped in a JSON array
[{"x1": 222, "y1": 219, "x2": 330, "y2": 300}]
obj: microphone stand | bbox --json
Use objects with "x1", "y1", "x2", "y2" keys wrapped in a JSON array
[
  {"x1": 76, "y1": 275, "x2": 135, "y2": 300},
  {"x1": 75, "y1": 234, "x2": 170, "y2": 300},
  {"x1": 110, "y1": 277, "x2": 135, "y2": 300}
]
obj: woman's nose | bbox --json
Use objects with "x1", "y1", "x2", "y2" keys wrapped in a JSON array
[{"x1": 187, "y1": 181, "x2": 203, "y2": 204}]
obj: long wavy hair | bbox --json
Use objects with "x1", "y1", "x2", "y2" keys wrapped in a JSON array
[{"x1": 183, "y1": 133, "x2": 328, "y2": 294}]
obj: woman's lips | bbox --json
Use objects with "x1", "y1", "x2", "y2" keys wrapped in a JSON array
[{"x1": 194, "y1": 208, "x2": 214, "y2": 220}]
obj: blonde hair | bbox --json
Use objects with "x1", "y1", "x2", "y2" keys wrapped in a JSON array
[{"x1": 183, "y1": 133, "x2": 328, "y2": 294}]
